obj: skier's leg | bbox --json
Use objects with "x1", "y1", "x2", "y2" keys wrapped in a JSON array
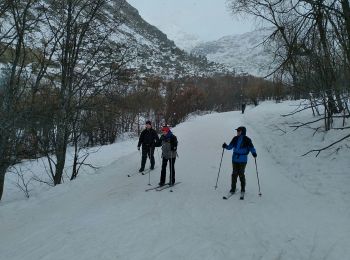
[
  {"x1": 140, "y1": 146, "x2": 147, "y2": 171},
  {"x1": 150, "y1": 146, "x2": 155, "y2": 169},
  {"x1": 231, "y1": 163, "x2": 239, "y2": 193},
  {"x1": 238, "y1": 163, "x2": 247, "y2": 192},
  {"x1": 169, "y1": 157, "x2": 176, "y2": 185},
  {"x1": 159, "y1": 158, "x2": 168, "y2": 185}
]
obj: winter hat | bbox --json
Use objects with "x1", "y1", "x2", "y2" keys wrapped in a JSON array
[
  {"x1": 145, "y1": 120, "x2": 152, "y2": 125},
  {"x1": 161, "y1": 126, "x2": 170, "y2": 133},
  {"x1": 235, "y1": 126, "x2": 246, "y2": 135}
]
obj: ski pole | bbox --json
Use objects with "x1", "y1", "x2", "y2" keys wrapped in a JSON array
[
  {"x1": 148, "y1": 147, "x2": 152, "y2": 186},
  {"x1": 214, "y1": 148, "x2": 225, "y2": 189},
  {"x1": 138, "y1": 148, "x2": 142, "y2": 172},
  {"x1": 148, "y1": 170, "x2": 151, "y2": 185},
  {"x1": 170, "y1": 156, "x2": 173, "y2": 192},
  {"x1": 254, "y1": 158, "x2": 262, "y2": 196},
  {"x1": 156, "y1": 147, "x2": 161, "y2": 162},
  {"x1": 128, "y1": 148, "x2": 143, "y2": 177}
]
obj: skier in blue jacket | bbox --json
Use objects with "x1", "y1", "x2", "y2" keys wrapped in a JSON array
[{"x1": 222, "y1": 126, "x2": 257, "y2": 194}]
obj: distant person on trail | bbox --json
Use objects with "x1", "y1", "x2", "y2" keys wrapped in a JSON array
[
  {"x1": 222, "y1": 126, "x2": 257, "y2": 194},
  {"x1": 241, "y1": 103, "x2": 246, "y2": 114},
  {"x1": 155, "y1": 126, "x2": 178, "y2": 186},
  {"x1": 137, "y1": 120, "x2": 159, "y2": 172}
]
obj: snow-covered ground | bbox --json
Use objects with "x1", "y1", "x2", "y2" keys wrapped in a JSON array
[{"x1": 1, "y1": 101, "x2": 349, "y2": 260}]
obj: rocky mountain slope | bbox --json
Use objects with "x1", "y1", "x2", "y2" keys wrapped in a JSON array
[
  {"x1": 191, "y1": 28, "x2": 275, "y2": 77},
  {"x1": 0, "y1": 0, "x2": 227, "y2": 79}
]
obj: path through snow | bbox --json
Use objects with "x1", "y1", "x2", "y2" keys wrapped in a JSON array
[{"x1": 1, "y1": 103, "x2": 349, "y2": 260}]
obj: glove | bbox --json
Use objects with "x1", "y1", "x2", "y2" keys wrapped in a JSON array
[
  {"x1": 222, "y1": 143, "x2": 227, "y2": 149},
  {"x1": 137, "y1": 146, "x2": 140, "y2": 151},
  {"x1": 252, "y1": 152, "x2": 257, "y2": 158}
]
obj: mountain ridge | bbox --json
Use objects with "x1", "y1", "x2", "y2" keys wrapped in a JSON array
[
  {"x1": 0, "y1": 0, "x2": 228, "y2": 79},
  {"x1": 190, "y1": 28, "x2": 275, "y2": 77}
]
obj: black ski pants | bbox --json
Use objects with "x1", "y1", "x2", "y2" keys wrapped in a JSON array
[
  {"x1": 140, "y1": 145, "x2": 155, "y2": 170},
  {"x1": 231, "y1": 162, "x2": 246, "y2": 192},
  {"x1": 160, "y1": 157, "x2": 176, "y2": 185}
]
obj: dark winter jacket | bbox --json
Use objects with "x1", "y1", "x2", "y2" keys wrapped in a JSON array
[
  {"x1": 138, "y1": 128, "x2": 159, "y2": 148},
  {"x1": 225, "y1": 129, "x2": 256, "y2": 163},
  {"x1": 155, "y1": 131, "x2": 178, "y2": 159}
]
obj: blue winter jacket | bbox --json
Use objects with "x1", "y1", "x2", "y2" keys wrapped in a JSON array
[{"x1": 225, "y1": 129, "x2": 256, "y2": 163}]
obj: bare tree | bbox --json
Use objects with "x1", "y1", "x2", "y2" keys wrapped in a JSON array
[
  {"x1": 0, "y1": 0, "x2": 42, "y2": 200},
  {"x1": 228, "y1": 0, "x2": 349, "y2": 116},
  {"x1": 39, "y1": 0, "x2": 134, "y2": 184},
  {"x1": 227, "y1": 0, "x2": 350, "y2": 152}
]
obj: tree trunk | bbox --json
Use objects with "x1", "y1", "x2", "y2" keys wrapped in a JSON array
[
  {"x1": 341, "y1": 0, "x2": 350, "y2": 52},
  {"x1": 54, "y1": 124, "x2": 69, "y2": 185},
  {"x1": 70, "y1": 153, "x2": 79, "y2": 181},
  {"x1": 0, "y1": 167, "x2": 6, "y2": 201}
]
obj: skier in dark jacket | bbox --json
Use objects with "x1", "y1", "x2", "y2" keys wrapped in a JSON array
[
  {"x1": 137, "y1": 120, "x2": 159, "y2": 172},
  {"x1": 155, "y1": 126, "x2": 178, "y2": 186},
  {"x1": 222, "y1": 126, "x2": 257, "y2": 194}
]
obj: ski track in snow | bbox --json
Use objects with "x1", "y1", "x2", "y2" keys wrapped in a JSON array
[{"x1": 0, "y1": 101, "x2": 349, "y2": 260}]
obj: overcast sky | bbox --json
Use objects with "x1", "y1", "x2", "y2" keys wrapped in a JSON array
[{"x1": 126, "y1": 0, "x2": 255, "y2": 43}]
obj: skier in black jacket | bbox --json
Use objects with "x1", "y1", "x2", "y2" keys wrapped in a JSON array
[{"x1": 137, "y1": 121, "x2": 159, "y2": 172}]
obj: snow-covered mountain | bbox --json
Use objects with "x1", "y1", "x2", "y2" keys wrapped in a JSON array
[
  {"x1": 0, "y1": 0, "x2": 227, "y2": 79},
  {"x1": 191, "y1": 28, "x2": 275, "y2": 77},
  {"x1": 156, "y1": 24, "x2": 203, "y2": 52},
  {"x1": 119, "y1": 1, "x2": 227, "y2": 77}
]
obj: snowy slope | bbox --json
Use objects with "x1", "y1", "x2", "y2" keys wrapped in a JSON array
[
  {"x1": 0, "y1": 0, "x2": 226, "y2": 80},
  {"x1": 155, "y1": 23, "x2": 202, "y2": 53},
  {"x1": 1, "y1": 101, "x2": 349, "y2": 260},
  {"x1": 191, "y1": 28, "x2": 275, "y2": 77}
]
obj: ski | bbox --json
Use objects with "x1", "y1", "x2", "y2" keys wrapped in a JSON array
[
  {"x1": 141, "y1": 168, "x2": 155, "y2": 175},
  {"x1": 145, "y1": 182, "x2": 181, "y2": 192},
  {"x1": 223, "y1": 192, "x2": 235, "y2": 200},
  {"x1": 128, "y1": 167, "x2": 155, "y2": 177},
  {"x1": 145, "y1": 185, "x2": 162, "y2": 192},
  {"x1": 223, "y1": 192, "x2": 245, "y2": 200},
  {"x1": 127, "y1": 171, "x2": 139, "y2": 177},
  {"x1": 156, "y1": 182, "x2": 181, "y2": 191}
]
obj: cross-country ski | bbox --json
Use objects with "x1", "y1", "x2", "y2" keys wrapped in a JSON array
[
  {"x1": 127, "y1": 168, "x2": 151, "y2": 177},
  {"x1": 155, "y1": 182, "x2": 181, "y2": 191},
  {"x1": 223, "y1": 192, "x2": 235, "y2": 200}
]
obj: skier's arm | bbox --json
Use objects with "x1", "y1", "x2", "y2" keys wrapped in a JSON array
[
  {"x1": 248, "y1": 139, "x2": 257, "y2": 157},
  {"x1": 226, "y1": 143, "x2": 234, "y2": 150},
  {"x1": 154, "y1": 136, "x2": 162, "y2": 147},
  {"x1": 225, "y1": 137, "x2": 235, "y2": 150},
  {"x1": 137, "y1": 131, "x2": 144, "y2": 148},
  {"x1": 170, "y1": 136, "x2": 178, "y2": 151},
  {"x1": 153, "y1": 130, "x2": 160, "y2": 146}
]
